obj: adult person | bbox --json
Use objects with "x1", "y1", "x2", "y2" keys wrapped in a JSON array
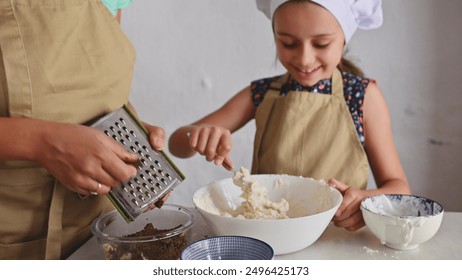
[{"x1": 0, "y1": 0, "x2": 164, "y2": 259}]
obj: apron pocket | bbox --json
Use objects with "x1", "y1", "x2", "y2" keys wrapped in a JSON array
[{"x1": 0, "y1": 168, "x2": 54, "y2": 246}]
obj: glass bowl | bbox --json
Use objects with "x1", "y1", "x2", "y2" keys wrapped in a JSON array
[{"x1": 91, "y1": 204, "x2": 194, "y2": 259}]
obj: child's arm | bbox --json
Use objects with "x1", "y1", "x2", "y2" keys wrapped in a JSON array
[
  {"x1": 330, "y1": 81, "x2": 410, "y2": 231},
  {"x1": 363, "y1": 81, "x2": 410, "y2": 194},
  {"x1": 168, "y1": 86, "x2": 256, "y2": 167}
]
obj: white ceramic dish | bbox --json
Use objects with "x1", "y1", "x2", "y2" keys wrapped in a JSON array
[
  {"x1": 193, "y1": 174, "x2": 342, "y2": 255},
  {"x1": 361, "y1": 194, "x2": 444, "y2": 250}
]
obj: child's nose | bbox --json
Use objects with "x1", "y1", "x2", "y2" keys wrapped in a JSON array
[{"x1": 298, "y1": 44, "x2": 316, "y2": 66}]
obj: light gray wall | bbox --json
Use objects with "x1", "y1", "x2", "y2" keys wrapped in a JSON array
[{"x1": 122, "y1": 0, "x2": 462, "y2": 211}]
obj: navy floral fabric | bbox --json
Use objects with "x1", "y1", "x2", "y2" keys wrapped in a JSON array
[{"x1": 251, "y1": 72, "x2": 370, "y2": 145}]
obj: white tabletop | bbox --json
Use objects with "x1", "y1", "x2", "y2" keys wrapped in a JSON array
[{"x1": 69, "y1": 211, "x2": 462, "y2": 260}]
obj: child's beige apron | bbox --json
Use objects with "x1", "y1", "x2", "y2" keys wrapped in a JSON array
[
  {"x1": 0, "y1": 0, "x2": 135, "y2": 259},
  {"x1": 252, "y1": 68, "x2": 369, "y2": 189}
]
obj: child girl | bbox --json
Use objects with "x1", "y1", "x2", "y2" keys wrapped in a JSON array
[{"x1": 169, "y1": 0, "x2": 410, "y2": 231}]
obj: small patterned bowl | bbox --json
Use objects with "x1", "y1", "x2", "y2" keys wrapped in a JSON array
[
  {"x1": 361, "y1": 194, "x2": 444, "y2": 250},
  {"x1": 180, "y1": 236, "x2": 274, "y2": 260}
]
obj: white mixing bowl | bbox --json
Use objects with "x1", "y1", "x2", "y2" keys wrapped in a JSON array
[{"x1": 193, "y1": 174, "x2": 342, "y2": 255}]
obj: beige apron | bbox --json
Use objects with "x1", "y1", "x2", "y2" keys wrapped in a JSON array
[
  {"x1": 252, "y1": 68, "x2": 369, "y2": 189},
  {"x1": 0, "y1": 0, "x2": 135, "y2": 259}
]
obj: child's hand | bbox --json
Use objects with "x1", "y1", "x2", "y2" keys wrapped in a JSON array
[
  {"x1": 188, "y1": 124, "x2": 232, "y2": 167},
  {"x1": 328, "y1": 178, "x2": 368, "y2": 231}
]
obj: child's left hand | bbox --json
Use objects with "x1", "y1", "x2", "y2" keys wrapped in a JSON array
[{"x1": 328, "y1": 178, "x2": 368, "y2": 231}]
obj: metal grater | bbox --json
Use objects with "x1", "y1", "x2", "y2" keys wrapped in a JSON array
[{"x1": 91, "y1": 105, "x2": 185, "y2": 223}]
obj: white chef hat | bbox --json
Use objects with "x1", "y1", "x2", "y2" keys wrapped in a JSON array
[{"x1": 256, "y1": 0, "x2": 383, "y2": 43}]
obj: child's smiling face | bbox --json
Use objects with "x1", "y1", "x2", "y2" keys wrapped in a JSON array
[{"x1": 273, "y1": 1, "x2": 345, "y2": 87}]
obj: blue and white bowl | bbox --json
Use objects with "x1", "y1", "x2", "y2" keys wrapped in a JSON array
[
  {"x1": 180, "y1": 236, "x2": 274, "y2": 260},
  {"x1": 360, "y1": 194, "x2": 444, "y2": 250}
]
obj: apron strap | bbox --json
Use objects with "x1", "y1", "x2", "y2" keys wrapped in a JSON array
[
  {"x1": 267, "y1": 73, "x2": 290, "y2": 91},
  {"x1": 45, "y1": 181, "x2": 65, "y2": 259},
  {"x1": 253, "y1": 74, "x2": 291, "y2": 173},
  {"x1": 331, "y1": 68, "x2": 343, "y2": 98},
  {"x1": 252, "y1": 90, "x2": 279, "y2": 174}
]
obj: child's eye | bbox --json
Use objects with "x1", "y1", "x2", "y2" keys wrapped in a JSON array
[
  {"x1": 276, "y1": 34, "x2": 300, "y2": 49},
  {"x1": 313, "y1": 43, "x2": 329, "y2": 49},
  {"x1": 281, "y1": 42, "x2": 298, "y2": 49}
]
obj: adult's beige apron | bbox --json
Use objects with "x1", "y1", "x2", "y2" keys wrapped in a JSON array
[
  {"x1": 252, "y1": 68, "x2": 369, "y2": 189},
  {"x1": 0, "y1": 0, "x2": 135, "y2": 259}
]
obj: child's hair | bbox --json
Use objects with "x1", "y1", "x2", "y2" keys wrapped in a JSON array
[
  {"x1": 272, "y1": 0, "x2": 365, "y2": 78},
  {"x1": 339, "y1": 57, "x2": 364, "y2": 77}
]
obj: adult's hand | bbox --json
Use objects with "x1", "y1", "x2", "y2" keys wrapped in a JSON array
[
  {"x1": 35, "y1": 122, "x2": 139, "y2": 195},
  {"x1": 144, "y1": 123, "x2": 166, "y2": 151}
]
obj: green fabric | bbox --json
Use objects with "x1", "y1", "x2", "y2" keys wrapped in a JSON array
[{"x1": 102, "y1": 0, "x2": 133, "y2": 15}]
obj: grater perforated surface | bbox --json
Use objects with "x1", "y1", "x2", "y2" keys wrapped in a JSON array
[{"x1": 91, "y1": 106, "x2": 185, "y2": 222}]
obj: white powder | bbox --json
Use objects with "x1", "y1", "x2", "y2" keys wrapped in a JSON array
[
  {"x1": 361, "y1": 246, "x2": 401, "y2": 259},
  {"x1": 362, "y1": 246, "x2": 379, "y2": 255}
]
